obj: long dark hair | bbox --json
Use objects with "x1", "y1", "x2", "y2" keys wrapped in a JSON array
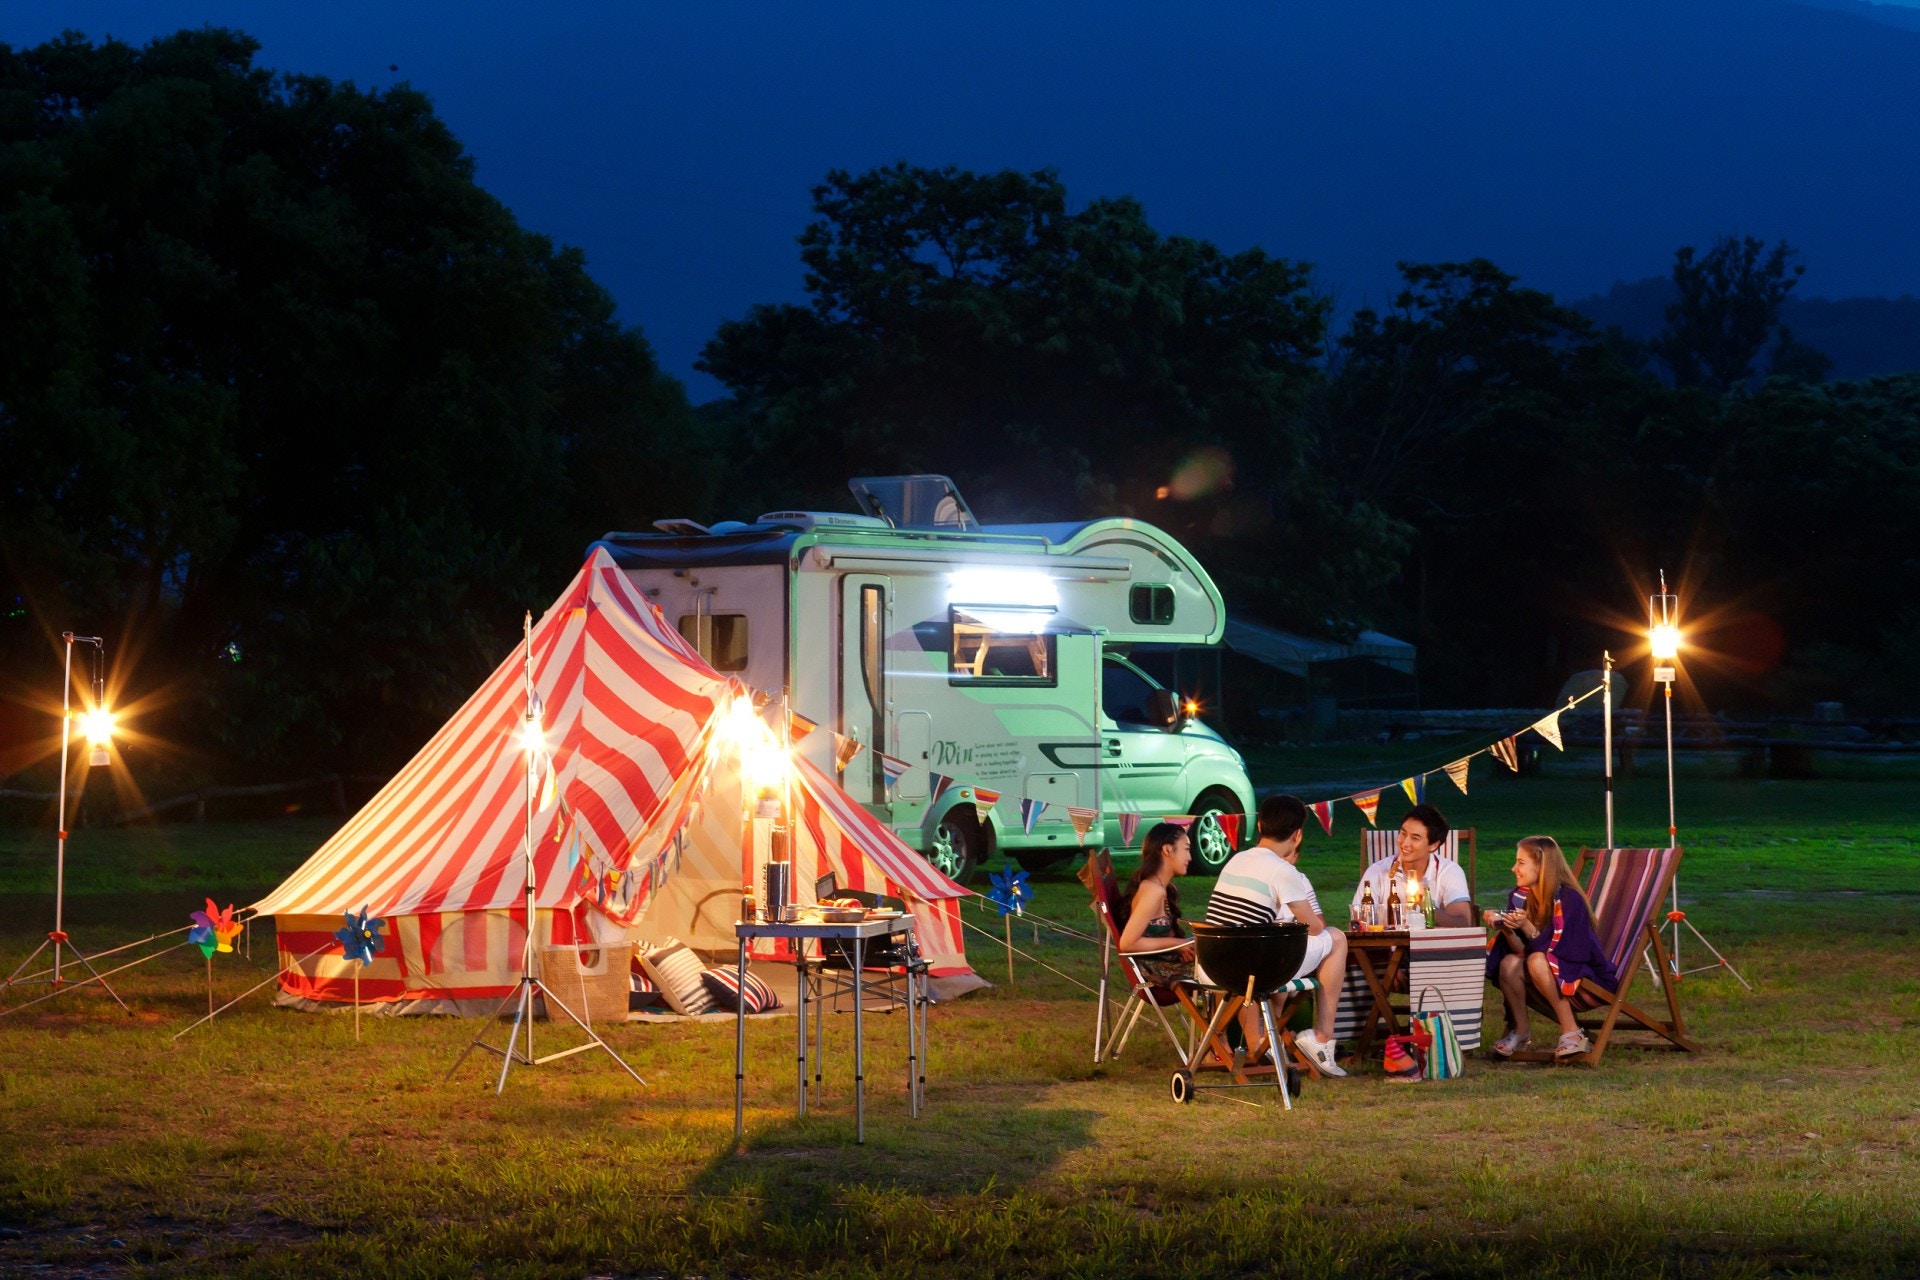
[{"x1": 1122, "y1": 822, "x2": 1189, "y2": 934}]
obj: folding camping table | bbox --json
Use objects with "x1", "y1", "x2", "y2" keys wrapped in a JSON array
[{"x1": 732, "y1": 915, "x2": 926, "y2": 1144}]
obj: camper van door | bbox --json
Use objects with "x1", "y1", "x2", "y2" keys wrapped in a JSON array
[{"x1": 839, "y1": 574, "x2": 891, "y2": 813}]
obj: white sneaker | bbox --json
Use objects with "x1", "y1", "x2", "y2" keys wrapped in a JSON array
[{"x1": 1294, "y1": 1029, "x2": 1347, "y2": 1078}]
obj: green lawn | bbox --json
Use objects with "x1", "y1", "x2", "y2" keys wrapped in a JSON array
[{"x1": 1, "y1": 764, "x2": 1915, "y2": 1277}]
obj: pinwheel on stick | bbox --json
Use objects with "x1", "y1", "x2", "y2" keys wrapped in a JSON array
[
  {"x1": 986, "y1": 867, "x2": 1031, "y2": 986},
  {"x1": 333, "y1": 907, "x2": 385, "y2": 1040},
  {"x1": 187, "y1": 899, "x2": 243, "y2": 1014}
]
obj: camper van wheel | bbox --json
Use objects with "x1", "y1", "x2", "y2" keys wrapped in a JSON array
[
  {"x1": 928, "y1": 808, "x2": 983, "y2": 885},
  {"x1": 1189, "y1": 790, "x2": 1243, "y2": 876}
]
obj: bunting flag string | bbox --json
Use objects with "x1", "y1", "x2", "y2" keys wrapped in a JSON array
[
  {"x1": 1162, "y1": 815, "x2": 1196, "y2": 830},
  {"x1": 833, "y1": 732, "x2": 864, "y2": 774},
  {"x1": 971, "y1": 787, "x2": 1001, "y2": 824},
  {"x1": 1118, "y1": 812, "x2": 1141, "y2": 848},
  {"x1": 1216, "y1": 813, "x2": 1243, "y2": 852},
  {"x1": 879, "y1": 752, "x2": 910, "y2": 793},
  {"x1": 1287, "y1": 682, "x2": 1602, "y2": 815},
  {"x1": 787, "y1": 711, "x2": 819, "y2": 744},
  {"x1": 1533, "y1": 710, "x2": 1565, "y2": 752},
  {"x1": 1020, "y1": 798, "x2": 1047, "y2": 834},
  {"x1": 1354, "y1": 791, "x2": 1381, "y2": 826},
  {"x1": 1066, "y1": 806, "x2": 1098, "y2": 844},
  {"x1": 929, "y1": 772, "x2": 956, "y2": 807}
]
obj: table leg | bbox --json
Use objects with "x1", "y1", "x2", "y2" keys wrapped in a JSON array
[
  {"x1": 733, "y1": 934, "x2": 748, "y2": 1144},
  {"x1": 904, "y1": 959, "x2": 919, "y2": 1119},
  {"x1": 853, "y1": 934, "x2": 866, "y2": 1144},
  {"x1": 795, "y1": 953, "x2": 808, "y2": 1117},
  {"x1": 1351, "y1": 949, "x2": 1396, "y2": 1054}
]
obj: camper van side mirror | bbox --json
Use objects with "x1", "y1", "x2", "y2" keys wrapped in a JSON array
[{"x1": 1147, "y1": 688, "x2": 1181, "y2": 730}]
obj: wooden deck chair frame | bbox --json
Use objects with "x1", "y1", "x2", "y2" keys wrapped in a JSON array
[
  {"x1": 1083, "y1": 852, "x2": 1193, "y2": 1065},
  {"x1": 1359, "y1": 827, "x2": 1478, "y2": 902},
  {"x1": 1505, "y1": 846, "x2": 1700, "y2": 1066}
]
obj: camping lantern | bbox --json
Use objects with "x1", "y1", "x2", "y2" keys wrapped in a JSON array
[
  {"x1": 81, "y1": 706, "x2": 114, "y2": 768},
  {"x1": 1649, "y1": 572, "x2": 1680, "y2": 685}
]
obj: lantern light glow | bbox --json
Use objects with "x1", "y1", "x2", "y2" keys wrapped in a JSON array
[{"x1": 79, "y1": 707, "x2": 115, "y2": 746}]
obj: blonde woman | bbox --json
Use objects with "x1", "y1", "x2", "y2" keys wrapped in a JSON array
[{"x1": 1484, "y1": 836, "x2": 1617, "y2": 1059}]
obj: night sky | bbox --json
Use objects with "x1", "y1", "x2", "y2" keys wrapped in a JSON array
[{"x1": 8, "y1": 0, "x2": 1920, "y2": 400}]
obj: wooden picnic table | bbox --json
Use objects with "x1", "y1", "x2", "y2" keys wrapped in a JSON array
[{"x1": 1342, "y1": 929, "x2": 1411, "y2": 1054}]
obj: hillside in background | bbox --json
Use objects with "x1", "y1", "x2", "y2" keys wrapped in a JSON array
[{"x1": 1573, "y1": 279, "x2": 1920, "y2": 380}]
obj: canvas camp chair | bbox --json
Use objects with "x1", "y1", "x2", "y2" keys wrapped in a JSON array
[
  {"x1": 1082, "y1": 849, "x2": 1192, "y2": 1065},
  {"x1": 1505, "y1": 846, "x2": 1699, "y2": 1066},
  {"x1": 1360, "y1": 827, "x2": 1478, "y2": 902}
]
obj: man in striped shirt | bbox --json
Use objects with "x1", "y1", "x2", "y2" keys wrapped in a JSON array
[{"x1": 1204, "y1": 793, "x2": 1349, "y2": 1077}]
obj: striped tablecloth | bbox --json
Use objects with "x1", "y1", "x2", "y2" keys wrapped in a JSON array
[{"x1": 1331, "y1": 926, "x2": 1486, "y2": 1052}]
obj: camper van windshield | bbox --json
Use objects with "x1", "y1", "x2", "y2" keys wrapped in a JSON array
[{"x1": 949, "y1": 608, "x2": 1056, "y2": 685}]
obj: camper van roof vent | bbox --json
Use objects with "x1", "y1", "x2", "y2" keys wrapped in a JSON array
[
  {"x1": 847, "y1": 475, "x2": 979, "y2": 531},
  {"x1": 755, "y1": 510, "x2": 890, "y2": 531},
  {"x1": 651, "y1": 518, "x2": 712, "y2": 536}
]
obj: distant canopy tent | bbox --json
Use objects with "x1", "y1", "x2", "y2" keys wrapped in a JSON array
[{"x1": 252, "y1": 547, "x2": 975, "y2": 1013}]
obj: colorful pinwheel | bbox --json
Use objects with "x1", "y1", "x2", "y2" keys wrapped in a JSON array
[
  {"x1": 334, "y1": 906, "x2": 385, "y2": 966},
  {"x1": 188, "y1": 899, "x2": 242, "y2": 959},
  {"x1": 986, "y1": 867, "x2": 1031, "y2": 918}
]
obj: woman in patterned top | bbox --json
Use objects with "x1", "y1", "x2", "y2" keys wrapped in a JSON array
[
  {"x1": 1117, "y1": 822, "x2": 1195, "y2": 986},
  {"x1": 1485, "y1": 835, "x2": 1618, "y2": 1059}
]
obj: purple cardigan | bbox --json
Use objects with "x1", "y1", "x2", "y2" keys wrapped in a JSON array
[{"x1": 1485, "y1": 885, "x2": 1618, "y2": 994}]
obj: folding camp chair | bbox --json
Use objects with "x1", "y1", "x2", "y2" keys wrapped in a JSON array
[
  {"x1": 801, "y1": 879, "x2": 929, "y2": 1091},
  {"x1": 1505, "y1": 846, "x2": 1699, "y2": 1066},
  {"x1": 1359, "y1": 827, "x2": 1478, "y2": 902},
  {"x1": 1082, "y1": 849, "x2": 1192, "y2": 1065}
]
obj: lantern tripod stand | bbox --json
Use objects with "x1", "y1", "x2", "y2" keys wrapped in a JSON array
[
  {"x1": 3, "y1": 633, "x2": 129, "y2": 1011},
  {"x1": 445, "y1": 611, "x2": 645, "y2": 1093}
]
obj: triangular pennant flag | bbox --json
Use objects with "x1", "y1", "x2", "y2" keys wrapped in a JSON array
[
  {"x1": 1443, "y1": 758, "x2": 1470, "y2": 795},
  {"x1": 1217, "y1": 813, "x2": 1242, "y2": 851},
  {"x1": 929, "y1": 772, "x2": 955, "y2": 807},
  {"x1": 1118, "y1": 812, "x2": 1141, "y2": 848},
  {"x1": 1534, "y1": 710, "x2": 1564, "y2": 752},
  {"x1": 833, "y1": 732, "x2": 864, "y2": 774},
  {"x1": 972, "y1": 787, "x2": 1001, "y2": 824},
  {"x1": 1354, "y1": 791, "x2": 1381, "y2": 826},
  {"x1": 1162, "y1": 815, "x2": 1197, "y2": 830},
  {"x1": 1066, "y1": 806, "x2": 1098, "y2": 844},
  {"x1": 879, "y1": 752, "x2": 910, "y2": 791},
  {"x1": 538, "y1": 752, "x2": 559, "y2": 813},
  {"x1": 1311, "y1": 801, "x2": 1334, "y2": 836},
  {"x1": 1020, "y1": 797, "x2": 1047, "y2": 834},
  {"x1": 1400, "y1": 775, "x2": 1425, "y2": 805},
  {"x1": 1490, "y1": 736, "x2": 1520, "y2": 772},
  {"x1": 788, "y1": 711, "x2": 819, "y2": 744}
]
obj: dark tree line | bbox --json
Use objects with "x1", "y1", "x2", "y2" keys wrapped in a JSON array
[{"x1": 4, "y1": 30, "x2": 1916, "y2": 788}]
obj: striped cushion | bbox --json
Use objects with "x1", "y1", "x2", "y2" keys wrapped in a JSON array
[
  {"x1": 640, "y1": 939, "x2": 718, "y2": 1016},
  {"x1": 702, "y1": 964, "x2": 780, "y2": 1013}
]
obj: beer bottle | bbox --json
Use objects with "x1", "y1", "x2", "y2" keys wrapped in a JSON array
[
  {"x1": 1386, "y1": 878, "x2": 1402, "y2": 929},
  {"x1": 1359, "y1": 882, "x2": 1376, "y2": 930}
]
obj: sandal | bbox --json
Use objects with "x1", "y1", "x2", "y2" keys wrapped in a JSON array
[
  {"x1": 1490, "y1": 1029, "x2": 1529, "y2": 1058},
  {"x1": 1555, "y1": 1030, "x2": 1592, "y2": 1059}
]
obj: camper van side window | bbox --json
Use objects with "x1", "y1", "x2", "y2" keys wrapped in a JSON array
[
  {"x1": 948, "y1": 609, "x2": 1056, "y2": 686},
  {"x1": 1129, "y1": 584, "x2": 1175, "y2": 625},
  {"x1": 676, "y1": 613, "x2": 750, "y2": 673}
]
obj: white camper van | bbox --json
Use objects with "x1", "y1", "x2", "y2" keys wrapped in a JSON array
[{"x1": 598, "y1": 476, "x2": 1255, "y2": 882}]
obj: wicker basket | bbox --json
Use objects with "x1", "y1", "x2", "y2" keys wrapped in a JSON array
[{"x1": 536, "y1": 940, "x2": 635, "y2": 1024}]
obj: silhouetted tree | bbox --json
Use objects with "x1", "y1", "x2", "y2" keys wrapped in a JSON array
[{"x1": 1652, "y1": 236, "x2": 1814, "y2": 392}]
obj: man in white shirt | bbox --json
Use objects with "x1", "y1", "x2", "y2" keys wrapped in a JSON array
[
  {"x1": 1350, "y1": 804, "x2": 1475, "y2": 928},
  {"x1": 1204, "y1": 794, "x2": 1349, "y2": 1077}
]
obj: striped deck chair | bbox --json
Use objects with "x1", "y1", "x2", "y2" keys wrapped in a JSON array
[
  {"x1": 1081, "y1": 850, "x2": 1191, "y2": 1065},
  {"x1": 1360, "y1": 827, "x2": 1478, "y2": 902},
  {"x1": 1507, "y1": 846, "x2": 1699, "y2": 1066}
]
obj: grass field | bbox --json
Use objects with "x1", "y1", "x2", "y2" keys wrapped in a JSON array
[{"x1": 1, "y1": 759, "x2": 1915, "y2": 1277}]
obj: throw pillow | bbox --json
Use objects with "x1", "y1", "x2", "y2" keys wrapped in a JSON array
[
  {"x1": 702, "y1": 964, "x2": 780, "y2": 1013},
  {"x1": 640, "y1": 939, "x2": 717, "y2": 1016}
]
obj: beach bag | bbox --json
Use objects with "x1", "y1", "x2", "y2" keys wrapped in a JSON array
[{"x1": 1413, "y1": 985, "x2": 1465, "y2": 1081}]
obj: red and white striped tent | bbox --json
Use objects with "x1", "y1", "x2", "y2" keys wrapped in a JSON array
[{"x1": 253, "y1": 547, "x2": 974, "y2": 1011}]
